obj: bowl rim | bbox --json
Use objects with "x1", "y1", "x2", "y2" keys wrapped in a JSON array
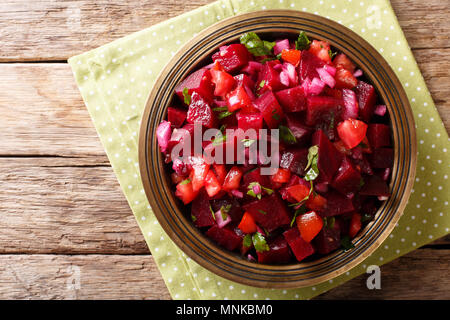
[{"x1": 139, "y1": 10, "x2": 417, "y2": 288}]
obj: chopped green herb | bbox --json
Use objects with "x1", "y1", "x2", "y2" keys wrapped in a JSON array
[
  {"x1": 209, "y1": 204, "x2": 216, "y2": 221},
  {"x1": 361, "y1": 212, "x2": 373, "y2": 223},
  {"x1": 271, "y1": 109, "x2": 281, "y2": 121},
  {"x1": 252, "y1": 232, "x2": 270, "y2": 252},
  {"x1": 243, "y1": 234, "x2": 253, "y2": 248},
  {"x1": 295, "y1": 31, "x2": 311, "y2": 50},
  {"x1": 221, "y1": 211, "x2": 229, "y2": 221},
  {"x1": 179, "y1": 178, "x2": 191, "y2": 185},
  {"x1": 358, "y1": 141, "x2": 369, "y2": 149},
  {"x1": 240, "y1": 32, "x2": 276, "y2": 56},
  {"x1": 212, "y1": 134, "x2": 227, "y2": 146},
  {"x1": 259, "y1": 80, "x2": 266, "y2": 88},
  {"x1": 219, "y1": 124, "x2": 226, "y2": 133},
  {"x1": 323, "y1": 216, "x2": 335, "y2": 229},
  {"x1": 217, "y1": 110, "x2": 234, "y2": 119},
  {"x1": 290, "y1": 206, "x2": 307, "y2": 227},
  {"x1": 328, "y1": 49, "x2": 337, "y2": 59},
  {"x1": 276, "y1": 53, "x2": 282, "y2": 60},
  {"x1": 242, "y1": 138, "x2": 256, "y2": 147},
  {"x1": 304, "y1": 145, "x2": 319, "y2": 181},
  {"x1": 288, "y1": 181, "x2": 314, "y2": 207},
  {"x1": 220, "y1": 204, "x2": 232, "y2": 214},
  {"x1": 329, "y1": 112, "x2": 335, "y2": 130},
  {"x1": 213, "y1": 106, "x2": 228, "y2": 112},
  {"x1": 261, "y1": 186, "x2": 274, "y2": 195},
  {"x1": 341, "y1": 235, "x2": 355, "y2": 251},
  {"x1": 191, "y1": 214, "x2": 197, "y2": 222},
  {"x1": 182, "y1": 87, "x2": 191, "y2": 105},
  {"x1": 258, "y1": 209, "x2": 267, "y2": 215},
  {"x1": 279, "y1": 125, "x2": 297, "y2": 144}
]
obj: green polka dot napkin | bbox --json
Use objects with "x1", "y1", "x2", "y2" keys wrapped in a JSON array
[{"x1": 68, "y1": 0, "x2": 449, "y2": 300}]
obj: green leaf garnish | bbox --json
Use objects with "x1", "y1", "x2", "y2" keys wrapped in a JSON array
[
  {"x1": 242, "y1": 139, "x2": 256, "y2": 147},
  {"x1": 328, "y1": 49, "x2": 337, "y2": 59},
  {"x1": 288, "y1": 181, "x2": 314, "y2": 208},
  {"x1": 243, "y1": 234, "x2": 253, "y2": 248},
  {"x1": 221, "y1": 211, "x2": 229, "y2": 221},
  {"x1": 323, "y1": 216, "x2": 335, "y2": 229},
  {"x1": 179, "y1": 178, "x2": 191, "y2": 185},
  {"x1": 258, "y1": 209, "x2": 267, "y2": 215},
  {"x1": 290, "y1": 206, "x2": 307, "y2": 227},
  {"x1": 209, "y1": 204, "x2": 216, "y2": 221},
  {"x1": 271, "y1": 109, "x2": 281, "y2": 121},
  {"x1": 212, "y1": 134, "x2": 227, "y2": 146},
  {"x1": 213, "y1": 106, "x2": 228, "y2": 112},
  {"x1": 279, "y1": 125, "x2": 297, "y2": 144},
  {"x1": 182, "y1": 87, "x2": 191, "y2": 105},
  {"x1": 341, "y1": 235, "x2": 355, "y2": 251},
  {"x1": 191, "y1": 214, "x2": 197, "y2": 222},
  {"x1": 240, "y1": 32, "x2": 276, "y2": 57},
  {"x1": 219, "y1": 124, "x2": 226, "y2": 133},
  {"x1": 220, "y1": 204, "x2": 232, "y2": 214},
  {"x1": 259, "y1": 80, "x2": 265, "y2": 88},
  {"x1": 295, "y1": 31, "x2": 311, "y2": 50},
  {"x1": 359, "y1": 177, "x2": 365, "y2": 188},
  {"x1": 252, "y1": 232, "x2": 270, "y2": 252},
  {"x1": 304, "y1": 145, "x2": 319, "y2": 181},
  {"x1": 361, "y1": 213, "x2": 373, "y2": 223},
  {"x1": 217, "y1": 111, "x2": 234, "y2": 119}
]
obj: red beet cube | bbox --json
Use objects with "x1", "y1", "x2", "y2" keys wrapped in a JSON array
[
  {"x1": 306, "y1": 96, "x2": 343, "y2": 126},
  {"x1": 236, "y1": 111, "x2": 263, "y2": 132},
  {"x1": 241, "y1": 167, "x2": 271, "y2": 191},
  {"x1": 210, "y1": 196, "x2": 243, "y2": 223},
  {"x1": 212, "y1": 44, "x2": 250, "y2": 73},
  {"x1": 355, "y1": 81, "x2": 377, "y2": 122},
  {"x1": 313, "y1": 222, "x2": 341, "y2": 254},
  {"x1": 242, "y1": 194, "x2": 292, "y2": 232},
  {"x1": 298, "y1": 50, "x2": 325, "y2": 82},
  {"x1": 186, "y1": 91, "x2": 216, "y2": 128},
  {"x1": 234, "y1": 73, "x2": 255, "y2": 90},
  {"x1": 257, "y1": 236, "x2": 292, "y2": 264},
  {"x1": 167, "y1": 106, "x2": 187, "y2": 128},
  {"x1": 285, "y1": 114, "x2": 313, "y2": 146},
  {"x1": 283, "y1": 228, "x2": 315, "y2": 262},
  {"x1": 280, "y1": 148, "x2": 309, "y2": 176},
  {"x1": 206, "y1": 225, "x2": 243, "y2": 251},
  {"x1": 274, "y1": 85, "x2": 307, "y2": 113},
  {"x1": 367, "y1": 124, "x2": 391, "y2": 148},
  {"x1": 191, "y1": 189, "x2": 215, "y2": 228},
  {"x1": 257, "y1": 62, "x2": 285, "y2": 93},
  {"x1": 369, "y1": 148, "x2": 394, "y2": 168},
  {"x1": 360, "y1": 174, "x2": 390, "y2": 197},
  {"x1": 313, "y1": 130, "x2": 343, "y2": 183},
  {"x1": 320, "y1": 191, "x2": 355, "y2": 217},
  {"x1": 175, "y1": 68, "x2": 214, "y2": 104},
  {"x1": 253, "y1": 91, "x2": 284, "y2": 128},
  {"x1": 331, "y1": 156, "x2": 362, "y2": 195}
]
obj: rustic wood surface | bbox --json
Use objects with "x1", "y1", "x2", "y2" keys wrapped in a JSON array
[{"x1": 0, "y1": 0, "x2": 448, "y2": 300}]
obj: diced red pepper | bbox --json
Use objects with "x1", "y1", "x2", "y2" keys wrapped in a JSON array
[
  {"x1": 271, "y1": 168, "x2": 291, "y2": 184},
  {"x1": 281, "y1": 49, "x2": 301, "y2": 66},
  {"x1": 286, "y1": 184, "x2": 310, "y2": 202},
  {"x1": 222, "y1": 166, "x2": 243, "y2": 192},
  {"x1": 175, "y1": 179, "x2": 198, "y2": 204},
  {"x1": 306, "y1": 193, "x2": 327, "y2": 212},
  {"x1": 337, "y1": 118, "x2": 368, "y2": 149},
  {"x1": 296, "y1": 211, "x2": 324, "y2": 242},
  {"x1": 238, "y1": 212, "x2": 258, "y2": 234},
  {"x1": 189, "y1": 156, "x2": 210, "y2": 192},
  {"x1": 210, "y1": 68, "x2": 236, "y2": 97},
  {"x1": 309, "y1": 40, "x2": 331, "y2": 63},
  {"x1": 349, "y1": 212, "x2": 362, "y2": 238},
  {"x1": 204, "y1": 170, "x2": 221, "y2": 197}
]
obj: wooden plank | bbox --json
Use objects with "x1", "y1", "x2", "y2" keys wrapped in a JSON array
[
  {"x1": 0, "y1": 157, "x2": 149, "y2": 254},
  {"x1": 317, "y1": 248, "x2": 450, "y2": 300},
  {"x1": 0, "y1": 249, "x2": 447, "y2": 299},
  {"x1": 0, "y1": 254, "x2": 170, "y2": 299},
  {"x1": 0, "y1": 0, "x2": 448, "y2": 61}
]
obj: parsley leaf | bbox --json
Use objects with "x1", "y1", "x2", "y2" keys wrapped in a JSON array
[
  {"x1": 242, "y1": 139, "x2": 256, "y2": 147},
  {"x1": 304, "y1": 145, "x2": 319, "y2": 181},
  {"x1": 295, "y1": 31, "x2": 311, "y2": 50},
  {"x1": 288, "y1": 181, "x2": 314, "y2": 208},
  {"x1": 217, "y1": 110, "x2": 234, "y2": 119},
  {"x1": 213, "y1": 106, "x2": 228, "y2": 112},
  {"x1": 252, "y1": 232, "x2": 270, "y2": 252},
  {"x1": 243, "y1": 234, "x2": 253, "y2": 248},
  {"x1": 191, "y1": 214, "x2": 197, "y2": 222},
  {"x1": 179, "y1": 178, "x2": 191, "y2": 185},
  {"x1": 258, "y1": 209, "x2": 267, "y2": 215},
  {"x1": 290, "y1": 206, "x2": 307, "y2": 227},
  {"x1": 323, "y1": 216, "x2": 335, "y2": 229},
  {"x1": 240, "y1": 32, "x2": 276, "y2": 57},
  {"x1": 259, "y1": 80, "x2": 265, "y2": 88},
  {"x1": 182, "y1": 87, "x2": 191, "y2": 105},
  {"x1": 212, "y1": 134, "x2": 227, "y2": 146},
  {"x1": 209, "y1": 204, "x2": 216, "y2": 221},
  {"x1": 279, "y1": 125, "x2": 297, "y2": 144},
  {"x1": 328, "y1": 49, "x2": 337, "y2": 59}
]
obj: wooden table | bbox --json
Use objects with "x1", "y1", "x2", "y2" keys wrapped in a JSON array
[{"x1": 0, "y1": 0, "x2": 448, "y2": 300}]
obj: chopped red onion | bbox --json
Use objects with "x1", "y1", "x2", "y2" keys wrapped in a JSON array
[
  {"x1": 323, "y1": 65, "x2": 337, "y2": 77},
  {"x1": 374, "y1": 105, "x2": 387, "y2": 116},
  {"x1": 309, "y1": 77, "x2": 326, "y2": 95},
  {"x1": 382, "y1": 168, "x2": 391, "y2": 181},
  {"x1": 279, "y1": 70, "x2": 290, "y2": 87},
  {"x1": 353, "y1": 69, "x2": 363, "y2": 77},
  {"x1": 282, "y1": 63, "x2": 298, "y2": 86},
  {"x1": 247, "y1": 254, "x2": 256, "y2": 262},
  {"x1": 231, "y1": 189, "x2": 244, "y2": 198},
  {"x1": 273, "y1": 39, "x2": 290, "y2": 56},
  {"x1": 252, "y1": 183, "x2": 262, "y2": 196},
  {"x1": 316, "y1": 67, "x2": 336, "y2": 88},
  {"x1": 156, "y1": 120, "x2": 172, "y2": 153},
  {"x1": 214, "y1": 209, "x2": 231, "y2": 228}
]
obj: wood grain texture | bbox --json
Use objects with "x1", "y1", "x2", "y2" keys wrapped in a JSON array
[
  {"x1": 0, "y1": 254, "x2": 170, "y2": 299},
  {"x1": 0, "y1": 0, "x2": 448, "y2": 61}
]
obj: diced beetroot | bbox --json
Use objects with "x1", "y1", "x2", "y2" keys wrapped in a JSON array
[
  {"x1": 313, "y1": 222, "x2": 341, "y2": 254},
  {"x1": 242, "y1": 194, "x2": 292, "y2": 232},
  {"x1": 306, "y1": 96, "x2": 343, "y2": 126},
  {"x1": 360, "y1": 175, "x2": 390, "y2": 197},
  {"x1": 355, "y1": 81, "x2": 377, "y2": 122},
  {"x1": 236, "y1": 112, "x2": 263, "y2": 132},
  {"x1": 166, "y1": 124, "x2": 195, "y2": 154},
  {"x1": 191, "y1": 189, "x2": 215, "y2": 228},
  {"x1": 167, "y1": 106, "x2": 187, "y2": 128},
  {"x1": 210, "y1": 196, "x2": 243, "y2": 223},
  {"x1": 234, "y1": 73, "x2": 255, "y2": 89},
  {"x1": 283, "y1": 228, "x2": 315, "y2": 262},
  {"x1": 369, "y1": 148, "x2": 394, "y2": 168},
  {"x1": 241, "y1": 61, "x2": 263, "y2": 82},
  {"x1": 280, "y1": 148, "x2": 309, "y2": 176},
  {"x1": 341, "y1": 89, "x2": 359, "y2": 120},
  {"x1": 367, "y1": 124, "x2": 391, "y2": 148},
  {"x1": 212, "y1": 44, "x2": 250, "y2": 73},
  {"x1": 257, "y1": 236, "x2": 292, "y2": 264},
  {"x1": 331, "y1": 156, "x2": 362, "y2": 195},
  {"x1": 274, "y1": 85, "x2": 307, "y2": 113},
  {"x1": 285, "y1": 114, "x2": 314, "y2": 146},
  {"x1": 186, "y1": 91, "x2": 216, "y2": 128},
  {"x1": 320, "y1": 191, "x2": 355, "y2": 217},
  {"x1": 253, "y1": 91, "x2": 284, "y2": 128},
  {"x1": 313, "y1": 130, "x2": 343, "y2": 183},
  {"x1": 175, "y1": 68, "x2": 214, "y2": 104},
  {"x1": 298, "y1": 50, "x2": 325, "y2": 82},
  {"x1": 206, "y1": 225, "x2": 243, "y2": 251},
  {"x1": 241, "y1": 167, "x2": 271, "y2": 192},
  {"x1": 257, "y1": 62, "x2": 286, "y2": 92}
]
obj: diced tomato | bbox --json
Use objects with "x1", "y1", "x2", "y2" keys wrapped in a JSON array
[
  {"x1": 349, "y1": 212, "x2": 362, "y2": 238},
  {"x1": 309, "y1": 40, "x2": 331, "y2": 63},
  {"x1": 337, "y1": 118, "x2": 368, "y2": 149},
  {"x1": 296, "y1": 211, "x2": 324, "y2": 242},
  {"x1": 238, "y1": 212, "x2": 257, "y2": 234},
  {"x1": 204, "y1": 170, "x2": 221, "y2": 197},
  {"x1": 222, "y1": 166, "x2": 243, "y2": 191},
  {"x1": 227, "y1": 85, "x2": 252, "y2": 112},
  {"x1": 189, "y1": 156, "x2": 210, "y2": 192},
  {"x1": 335, "y1": 67, "x2": 358, "y2": 89},
  {"x1": 213, "y1": 164, "x2": 227, "y2": 184},
  {"x1": 271, "y1": 168, "x2": 291, "y2": 184},
  {"x1": 306, "y1": 193, "x2": 327, "y2": 212},
  {"x1": 286, "y1": 184, "x2": 310, "y2": 202},
  {"x1": 333, "y1": 53, "x2": 356, "y2": 73},
  {"x1": 175, "y1": 179, "x2": 198, "y2": 204},
  {"x1": 281, "y1": 49, "x2": 301, "y2": 67},
  {"x1": 210, "y1": 69, "x2": 236, "y2": 97}
]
